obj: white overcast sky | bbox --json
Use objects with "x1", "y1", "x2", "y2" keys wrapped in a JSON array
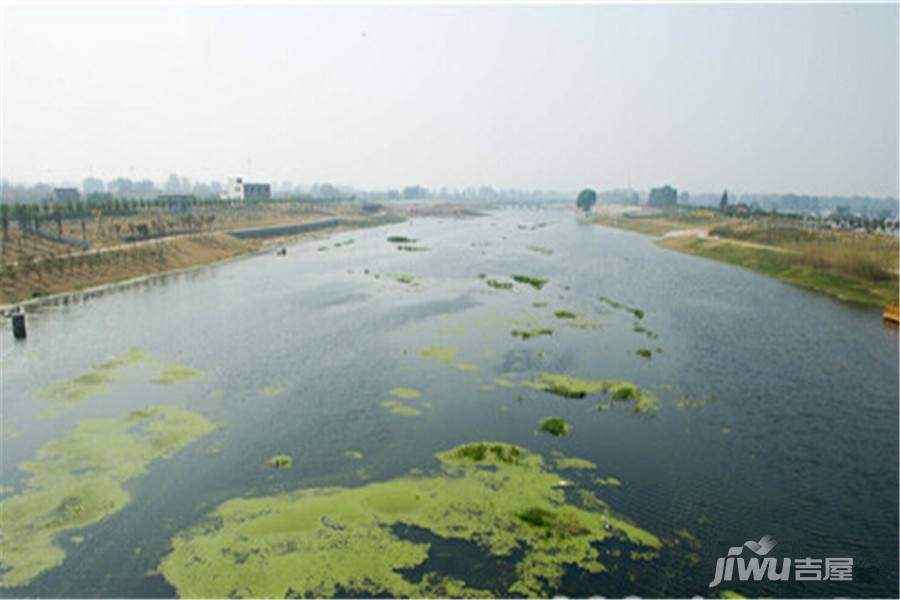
[{"x1": 1, "y1": 3, "x2": 898, "y2": 196}]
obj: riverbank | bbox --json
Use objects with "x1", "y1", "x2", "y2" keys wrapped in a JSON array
[
  {"x1": 0, "y1": 233, "x2": 261, "y2": 306},
  {"x1": 590, "y1": 208, "x2": 899, "y2": 308},
  {"x1": 0, "y1": 211, "x2": 407, "y2": 307}
]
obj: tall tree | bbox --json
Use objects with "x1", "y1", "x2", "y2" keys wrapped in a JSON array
[
  {"x1": 576, "y1": 188, "x2": 597, "y2": 213},
  {"x1": 1, "y1": 203, "x2": 9, "y2": 251}
]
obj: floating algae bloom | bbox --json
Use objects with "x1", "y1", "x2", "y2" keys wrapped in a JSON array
[
  {"x1": 344, "y1": 450, "x2": 364, "y2": 460},
  {"x1": 526, "y1": 245, "x2": 554, "y2": 255},
  {"x1": 387, "y1": 236, "x2": 417, "y2": 244},
  {"x1": 597, "y1": 296, "x2": 644, "y2": 320},
  {"x1": 0, "y1": 406, "x2": 215, "y2": 588},
  {"x1": 511, "y1": 328, "x2": 553, "y2": 340},
  {"x1": 539, "y1": 416, "x2": 572, "y2": 437},
  {"x1": 381, "y1": 400, "x2": 423, "y2": 417},
  {"x1": 595, "y1": 476, "x2": 622, "y2": 487},
  {"x1": 37, "y1": 351, "x2": 203, "y2": 417},
  {"x1": 158, "y1": 442, "x2": 660, "y2": 598},
  {"x1": 398, "y1": 245, "x2": 429, "y2": 252},
  {"x1": 418, "y1": 346, "x2": 459, "y2": 363},
  {"x1": 418, "y1": 346, "x2": 477, "y2": 373},
  {"x1": 392, "y1": 274, "x2": 417, "y2": 285},
  {"x1": 37, "y1": 348, "x2": 150, "y2": 408},
  {"x1": 511, "y1": 274, "x2": 548, "y2": 290},
  {"x1": 555, "y1": 456, "x2": 597, "y2": 470},
  {"x1": 151, "y1": 364, "x2": 203, "y2": 385},
  {"x1": 390, "y1": 388, "x2": 422, "y2": 399},
  {"x1": 636, "y1": 349, "x2": 653, "y2": 359},
  {"x1": 485, "y1": 278, "x2": 514, "y2": 291},
  {"x1": 266, "y1": 455, "x2": 293, "y2": 469},
  {"x1": 529, "y1": 374, "x2": 658, "y2": 415},
  {"x1": 554, "y1": 310, "x2": 581, "y2": 319},
  {"x1": 260, "y1": 387, "x2": 285, "y2": 396},
  {"x1": 632, "y1": 323, "x2": 659, "y2": 339}
]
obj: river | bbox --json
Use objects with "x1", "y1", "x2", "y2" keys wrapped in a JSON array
[{"x1": 1, "y1": 208, "x2": 897, "y2": 598}]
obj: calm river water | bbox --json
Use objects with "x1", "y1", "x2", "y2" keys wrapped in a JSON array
[{"x1": 2, "y1": 209, "x2": 897, "y2": 598}]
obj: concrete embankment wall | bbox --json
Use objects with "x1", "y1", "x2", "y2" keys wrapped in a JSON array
[
  {"x1": 227, "y1": 219, "x2": 341, "y2": 239},
  {"x1": 34, "y1": 229, "x2": 93, "y2": 250}
]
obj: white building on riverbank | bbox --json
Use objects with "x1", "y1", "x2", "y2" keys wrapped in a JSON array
[{"x1": 222, "y1": 177, "x2": 271, "y2": 201}]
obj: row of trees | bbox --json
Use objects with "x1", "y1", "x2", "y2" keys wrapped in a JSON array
[{"x1": 1, "y1": 198, "x2": 222, "y2": 252}]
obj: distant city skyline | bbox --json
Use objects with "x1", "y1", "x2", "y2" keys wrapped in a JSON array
[{"x1": 2, "y1": 4, "x2": 898, "y2": 197}]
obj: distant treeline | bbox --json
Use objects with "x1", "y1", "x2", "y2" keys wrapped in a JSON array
[{"x1": 593, "y1": 188, "x2": 897, "y2": 218}]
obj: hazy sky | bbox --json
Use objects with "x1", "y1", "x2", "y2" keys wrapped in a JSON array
[{"x1": 2, "y1": 3, "x2": 898, "y2": 196}]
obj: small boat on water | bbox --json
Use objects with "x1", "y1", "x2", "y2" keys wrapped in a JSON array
[{"x1": 883, "y1": 303, "x2": 900, "y2": 324}]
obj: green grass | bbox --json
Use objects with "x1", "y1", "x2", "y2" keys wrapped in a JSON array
[
  {"x1": 660, "y1": 236, "x2": 898, "y2": 307},
  {"x1": 590, "y1": 209, "x2": 725, "y2": 237}
]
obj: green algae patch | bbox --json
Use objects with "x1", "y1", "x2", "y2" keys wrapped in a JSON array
[
  {"x1": 387, "y1": 235, "x2": 417, "y2": 244},
  {"x1": 397, "y1": 245, "x2": 429, "y2": 252},
  {"x1": 598, "y1": 296, "x2": 646, "y2": 320},
  {"x1": 160, "y1": 441, "x2": 660, "y2": 598},
  {"x1": 676, "y1": 396, "x2": 709, "y2": 410},
  {"x1": 344, "y1": 450, "x2": 364, "y2": 460},
  {"x1": 37, "y1": 370, "x2": 116, "y2": 407},
  {"x1": 0, "y1": 406, "x2": 215, "y2": 588},
  {"x1": 527, "y1": 245, "x2": 553, "y2": 255},
  {"x1": 389, "y1": 387, "x2": 422, "y2": 400},
  {"x1": 38, "y1": 348, "x2": 150, "y2": 408},
  {"x1": 530, "y1": 374, "x2": 659, "y2": 415},
  {"x1": 511, "y1": 274, "x2": 548, "y2": 290},
  {"x1": 633, "y1": 323, "x2": 659, "y2": 339},
  {"x1": 380, "y1": 400, "x2": 423, "y2": 417},
  {"x1": 539, "y1": 416, "x2": 572, "y2": 437},
  {"x1": 564, "y1": 320, "x2": 604, "y2": 330},
  {"x1": 554, "y1": 310, "x2": 581, "y2": 319},
  {"x1": 485, "y1": 278, "x2": 513, "y2": 291},
  {"x1": 532, "y1": 301, "x2": 549, "y2": 308},
  {"x1": 494, "y1": 377, "x2": 515, "y2": 388},
  {"x1": 419, "y1": 346, "x2": 458, "y2": 363},
  {"x1": 392, "y1": 274, "x2": 417, "y2": 285},
  {"x1": 452, "y1": 362, "x2": 479, "y2": 372},
  {"x1": 511, "y1": 328, "x2": 553, "y2": 340},
  {"x1": 636, "y1": 348, "x2": 652, "y2": 359},
  {"x1": 260, "y1": 386, "x2": 285, "y2": 397},
  {"x1": 595, "y1": 476, "x2": 622, "y2": 487},
  {"x1": 150, "y1": 364, "x2": 203, "y2": 385},
  {"x1": 532, "y1": 374, "x2": 610, "y2": 398},
  {"x1": 555, "y1": 456, "x2": 597, "y2": 470},
  {"x1": 92, "y1": 348, "x2": 150, "y2": 370},
  {"x1": 266, "y1": 455, "x2": 293, "y2": 469}
]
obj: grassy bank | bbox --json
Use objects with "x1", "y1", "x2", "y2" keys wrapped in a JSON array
[
  {"x1": 659, "y1": 235, "x2": 898, "y2": 306},
  {"x1": 591, "y1": 208, "x2": 899, "y2": 307},
  {"x1": 588, "y1": 208, "x2": 726, "y2": 236}
]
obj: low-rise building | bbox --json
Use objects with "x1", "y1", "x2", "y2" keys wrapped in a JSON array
[
  {"x1": 54, "y1": 187, "x2": 80, "y2": 202},
  {"x1": 222, "y1": 177, "x2": 271, "y2": 201}
]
